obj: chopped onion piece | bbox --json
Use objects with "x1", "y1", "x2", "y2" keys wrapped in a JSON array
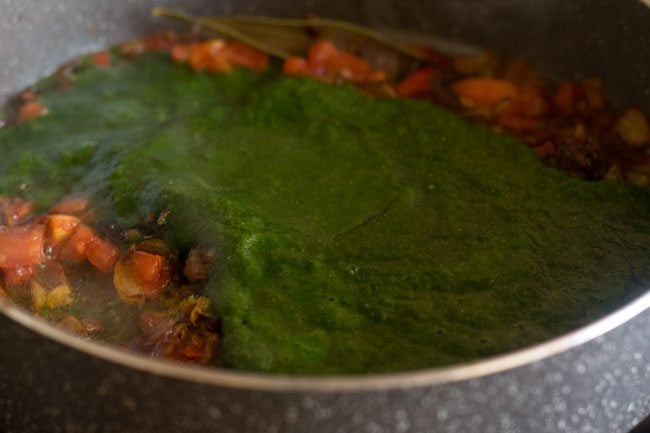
[
  {"x1": 45, "y1": 284, "x2": 73, "y2": 308},
  {"x1": 45, "y1": 215, "x2": 81, "y2": 249},
  {"x1": 113, "y1": 257, "x2": 146, "y2": 303},
  {"x1": 30, "y1": 281, "x2": 47, "y2": 310}
]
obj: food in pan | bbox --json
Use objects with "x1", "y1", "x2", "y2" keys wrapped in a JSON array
[{"x1": 0, "y1": 10, "x2": 649, "y2": 374}]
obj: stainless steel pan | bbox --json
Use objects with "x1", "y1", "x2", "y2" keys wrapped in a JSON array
[{"x1": 1, "y1": 1, "x2": 650, "y2": 432}]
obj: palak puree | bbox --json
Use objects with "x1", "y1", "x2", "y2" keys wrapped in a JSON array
[{"x1": 1, "y1": 53, "x2": 650, "y2": 374}]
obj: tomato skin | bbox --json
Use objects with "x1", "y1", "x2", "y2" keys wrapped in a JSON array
[
  {"x1": 0, "y1": 224, "x2": 45, "y2": 269},
  {"x1": 85, "y1": 237, "x2": 119, "y2": 273}
]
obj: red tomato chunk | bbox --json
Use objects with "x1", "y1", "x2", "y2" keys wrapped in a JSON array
[
  {"x1": 85, "y1": 238, "x2": 120, "y2": 273},
  {"x1": 0, "y1": 225, "x2": 45, "y2": 269}
]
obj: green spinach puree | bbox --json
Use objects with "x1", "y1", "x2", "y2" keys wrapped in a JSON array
[{"x1": 2, "y1": 53, "x2": 650, "y2": 374}]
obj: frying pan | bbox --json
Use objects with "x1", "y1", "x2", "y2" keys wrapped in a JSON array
[{"x1": 1, "y1": 1, "x2": 650, "y2": 432}]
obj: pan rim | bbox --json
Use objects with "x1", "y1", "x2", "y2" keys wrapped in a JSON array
[
  {"x1": 1, "y1": 0, "x2": 649, "y2": 392},
  {"x1": 1, "y1": 288, "x2": 649, "y2": 392}
]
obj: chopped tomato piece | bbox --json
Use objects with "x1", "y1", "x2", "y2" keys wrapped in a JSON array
[
  {"x1": 396, "y1": 67, "x2": 436, "y2": 98},
  {"x1": 189, "y1": 41, "x2": 225, "y2": 71},
  {"x1": 171, "y1": 44, "x2": 191, "y2": 63},
  {"x1": 131, "y1": 251, "x2": 165, "y2": 283},
  {"x1": 282, "y1": 56, "x2": 310, "y2": 76},
  {"x1": 92, "y1": 51, "x2": 111, "y2": 68},
  {"x1": 57, "y1": 225, "x2": 97, "y2": 262},
  {"x1": 222, "y1": 42, "x2": 269, "y2": 72},
  {"x1": 50, "y1": 196, "x2": 89, "y2": 217},
  {"x1": 0, "y1": 224, "x2": 45, "y2": 269},
  {"x1": 451, "y1": 78, "x2": 518, "y2": 109},
  {"x1": 283, "y1": 40, "x2": 384, "y2": 84},
  {"x1": 131, "y1": 251, "x2": 170, "y2": 299},
  {"x1": 553, "y1": 82, "x2": 578, "y2": 112},
  {"x1": 142, "y1": 274, "x2": 170, "y2": 300},
  {"x1": 179, "y1": 40, "x2": 269, "y2": 73},
  {"x1": 18, "y1": 101, "x2": 48, "y2": 123},
  {"x1": 3, "y1": 265, "x2": 35, "y2": 286},
  {"x1": 0, "y1": 196, "x2": 33, "y2": 226},
  {"x1": 329, "y1": 51, "x2": 371, "y2": 82},
  {"x1": 45, "y1": 214, "x2": 81, "y2": 249},
  {"x1": 85, "y1": 237, "x2": 119, "y2": 273},
  {"x1": 308, "y1": 40, "x2": 370, "y2": 82},
  {"x1": 206, "y1": 53, "x2": 234, "y2": 73},
  {"x1": 308, "y1": 40, "x2": 339, "y2": 64}
]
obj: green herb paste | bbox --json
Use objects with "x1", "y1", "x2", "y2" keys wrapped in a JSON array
[{"x1": 2, "y1": 53, "x2": 650, "y2": 374}]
